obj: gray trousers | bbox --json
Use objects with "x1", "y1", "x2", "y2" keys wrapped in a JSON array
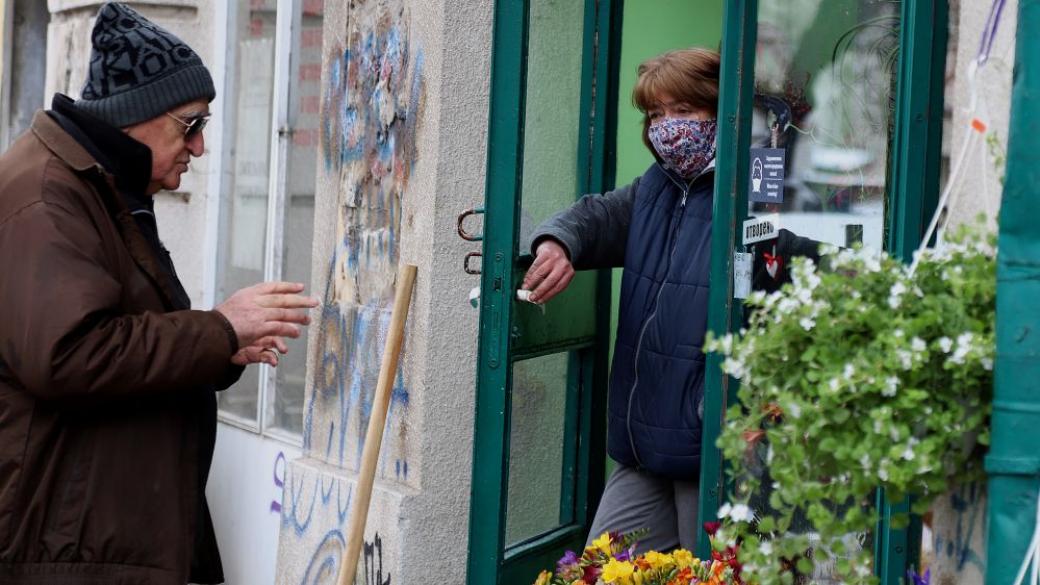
[{"x1": 586, "y1": 464, "x2": 700, "y2": 555}]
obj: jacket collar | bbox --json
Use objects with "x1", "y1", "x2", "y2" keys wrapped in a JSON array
[
  {"x1": 30, "y1": 109, "x2": 101, "y2": 173},
  {"x1": 29, "y1": 107, "x2": 185, "y2": 312},
  {"x1": 656, "y1": 158, "x2": 716, "y2": 192},
  {"x1": 48, "y1": 94, "x2": 153, "y2": 202}
]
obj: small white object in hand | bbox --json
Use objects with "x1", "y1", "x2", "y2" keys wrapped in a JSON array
[{"x1": 516, "y1": 289, "x2": 536, "y2": 303}]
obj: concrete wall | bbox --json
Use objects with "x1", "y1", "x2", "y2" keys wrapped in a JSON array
[
  {"x1": 945, "y1": 0, "x2": 1016, "y2": 229},
  {"x1": 1, "y1": 0, "x2": 48, "y2": 148},
  {"x1": 928, "y1": 1, "x2": 1017, "y2": 583},
  {"x1": 274, "y1": 0, "x2": 489, "y2": 582}
]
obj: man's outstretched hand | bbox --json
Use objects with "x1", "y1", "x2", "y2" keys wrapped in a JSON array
[{"x1": 216, "y1": 282, "x2": 318, "y2": 366}]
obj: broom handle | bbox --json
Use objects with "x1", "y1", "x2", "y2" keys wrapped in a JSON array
[{"x1": 335, "y1": 264, "x2": 417, "y2": 585}]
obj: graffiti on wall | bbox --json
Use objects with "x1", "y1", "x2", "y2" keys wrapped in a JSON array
[
  {"x1": 297, "y1": 531, "x2": 391, "y2": 585},
  {"x1": 283, "y1": 464, "x2": 393, "y2": 585},
  {"x1": 303, "y1": 6, "x2": 424, "y2": 482},
  {"x1": 271, "y1": 451, "x2": 288, "y2": 514},
  {"x1": 932, "y1": 482, "x2": 986, "y2": 573}
]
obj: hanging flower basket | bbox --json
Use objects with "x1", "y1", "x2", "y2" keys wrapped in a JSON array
[{"x1": 704, "y1": 223, "x2": 996, "y2": 584}]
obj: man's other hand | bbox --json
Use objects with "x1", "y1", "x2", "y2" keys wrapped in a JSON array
[
  {"x1": 521, "y1": 240, "x2": 575, "y2": 304},
  {"x1": 231, "y1": 336, "x2": 289, "y2": 367},
  {"x1": 216, "y1": 282, "x2": 318, "y2": 351}
]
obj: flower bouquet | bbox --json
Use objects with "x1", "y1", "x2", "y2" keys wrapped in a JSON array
[{"x1": 532, "y1": 530, "x2": 742, "y2": 585}]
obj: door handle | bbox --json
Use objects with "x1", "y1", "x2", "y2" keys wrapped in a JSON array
[
  {"x1": 457, "y1": 207, "x2": 485, "y2": 241},
  {"x1": 459, "y1": 207, "x2": 485, "y2": 275},
  {"x1": 464, "y1": 252, "x2": 482, "y2": 275}
]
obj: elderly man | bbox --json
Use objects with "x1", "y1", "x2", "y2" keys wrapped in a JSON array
[{"x1": 0, "y1": 3, "x2": 314, "y2": 584}]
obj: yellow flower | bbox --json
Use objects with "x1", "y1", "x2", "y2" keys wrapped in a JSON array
[
  {"x1": 672, "y1": 548, "x2": 696, "y2": 569},
  {"x1": 601, "y1": 558, "x2": 635, "y2": 583},
  {"x1": 642, "y1": 550, "x2": 673, "y2": 570},
  {"x1": 533, "y1": 570, "x2": 552, "y2": 585},
  {"x1": 592, "y1": 532, "x2": 613, "y2": 556}
]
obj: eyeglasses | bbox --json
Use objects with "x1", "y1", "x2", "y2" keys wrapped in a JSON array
[{"x1": 166, "y1": 112, "x2": 210, "y2": 138}]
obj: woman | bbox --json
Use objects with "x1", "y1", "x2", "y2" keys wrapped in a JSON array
[{"x1": 522, "y1": 48, "x2": 720, "y2": 553}]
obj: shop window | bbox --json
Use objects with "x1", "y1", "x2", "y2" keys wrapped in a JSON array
[{"x1": 214, "y1": 0, "x2": 324, "y2": 441}]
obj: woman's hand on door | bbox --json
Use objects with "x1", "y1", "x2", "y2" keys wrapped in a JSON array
[{"x1": 522, "y1": 239, "x2": 575, "y2": 304}]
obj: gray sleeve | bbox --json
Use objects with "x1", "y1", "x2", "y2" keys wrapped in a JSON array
[{"x1": 527, "y1": 178, "x2": 637, "y2": 270}]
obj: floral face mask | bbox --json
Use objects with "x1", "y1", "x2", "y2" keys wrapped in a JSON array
[{"x1": 648, "y1": 117, "x2": 718, "y2": 180}]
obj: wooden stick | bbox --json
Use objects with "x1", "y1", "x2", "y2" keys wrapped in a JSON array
[{"x1": 335, "y1": 264, "x2": 417, "y2": 585}]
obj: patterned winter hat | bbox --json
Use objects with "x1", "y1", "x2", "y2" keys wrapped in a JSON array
[{"x1": 74, "y1": 2, "x2": 215, "y2": 127}]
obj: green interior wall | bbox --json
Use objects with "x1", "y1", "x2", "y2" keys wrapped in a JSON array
[{"x1": 607, "y1": 0, "x2": 724, "y2": 475}]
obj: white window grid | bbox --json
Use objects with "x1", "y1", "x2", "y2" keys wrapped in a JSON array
[{"x1": 207, "y1": 0, "x2": 312, "y2": 446}]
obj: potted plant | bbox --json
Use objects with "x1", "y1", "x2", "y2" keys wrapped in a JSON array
[{"x1": 705, "y1": 224, "x2": 995, "y2": 584}]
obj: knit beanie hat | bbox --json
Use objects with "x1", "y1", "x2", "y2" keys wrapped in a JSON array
[{"x1": 74, "y1": 2, "x2": 215, "y2": 128}]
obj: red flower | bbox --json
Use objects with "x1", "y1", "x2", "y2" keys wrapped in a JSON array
[
  {"x1": 703, "y1": 521, "x2": 722, "y2": 536},
  {"x1": 582, "y1": 565, "x2": 601, "y2": 584}
]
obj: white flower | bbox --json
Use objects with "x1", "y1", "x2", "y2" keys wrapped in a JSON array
[
  {"x1": 982, "y1": 357, "x2": 994, "y2": 371},
  {"x1": 860, "y1": 453, "x2": 872, "y2": 469},
  {"x1": 777, "y1": 298, "x2": 800, "y2": 315},
  {"x1": 896, "y1": 349, "x2": 914, "y2": 370},
  {"x1": 893, "y1": 329, "x2": 905, "y2": 338},
  {"x1": 829, "y1": 378, "x2": 841, "y2": 392},
  {"x1": 800, "y1": 316, "x2": 816, "y2": 331},
  {"x1": 843, "y1": 363, "x2": 856, "y2": 379},
  {"x1": 949, "y1": 332, "x2": 975, "y2": 365},
  {"x1": 728, "y1": 503, "x2": 756, "y2": 523},
  {"x1": 787, "y1": 401, "x2": 803, "y2": 419},
  {"x1": 796, "y1": 287, "x2": 814, "y2": 305},
  {"x1": 911, "y1": 337, "x2": 927, "y2": 353},
  {"x1": 878, "y1": 458, "x2": 891, "y2": 482},
  {"x1": 882, "y1": 376, "x2": 899, "y2": 397},
  {"x1": 938, "y1": 336, "x2": 953, "y2": 353},
  {"x1": 717, "y1": 502, "x2": 732, "y2": 518},
  {"x1": 722, "y1": 357, "x2": 747, "y2": 379},
  {"x1": 760, "y1": 541, "x2": 773, "y2": 555}
]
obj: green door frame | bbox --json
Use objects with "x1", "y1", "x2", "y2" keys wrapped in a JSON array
[
  {"x1": 466, "y1": 1, "x2": 620, "y2": 583},
  {"x1": 696, "y1": 0, "x2": 949, "y2": 581}
]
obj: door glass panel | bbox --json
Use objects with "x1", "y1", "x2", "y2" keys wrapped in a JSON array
[
  {"x1": 513, "y1": 0, "x2": 597, "y2": 354},
  {"x1": 216, "y1": 0, "x2": 278, "y2": 422},
  {"x1": 753, "y1": 0, "x2": 900, "y2": 252},
  {"x1": 264, "y1": 0, "x2": 323, "y2": 436},
  {"x1": 750, "y1": 0, "x2": 901, "y2": 575},
  {"x1": 516, "y1": 0, "x2": 585, "y2": 254},
  {"x1": 505, "y1": 352, "x2": 574, "y2": 547}
]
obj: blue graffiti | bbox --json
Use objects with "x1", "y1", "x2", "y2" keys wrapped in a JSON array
[
  {"x1": 933, "y1": 482, "x2": 986, "y2": 572},
  {"x1": 299, "y1": 530, "x2": 345, "y2": 585},
  {"x1": 283, "y1": 468, "x2": 317, "y2": 537}
]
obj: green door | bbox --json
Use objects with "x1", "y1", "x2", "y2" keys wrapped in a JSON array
[
  {"x1": 467, "y1": 1, "x2": 620, "y2": 584},
  {"x1": 698, "y1": 0, "x2": 948, "y2": 581}
]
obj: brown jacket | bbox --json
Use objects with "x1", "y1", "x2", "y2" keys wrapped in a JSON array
[{"x1": 0, "y1": 112, "x2": 239, "y2": 584}]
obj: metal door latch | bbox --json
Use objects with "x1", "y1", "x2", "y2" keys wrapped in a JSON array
[{"x1": 457, "y1": 207, "x2": 485, "y2": 274}]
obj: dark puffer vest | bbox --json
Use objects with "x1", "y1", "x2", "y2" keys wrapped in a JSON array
[
  {"x1": 608, "y1": 165, "x2": 712, "y2": 480},
  {"x1": 532, "y1": 162, "x2": 713, "y2": 480}
]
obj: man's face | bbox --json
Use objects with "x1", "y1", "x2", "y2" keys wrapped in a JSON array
[{"x1": 125, "y1": 99, "x2": 210, "y2": 195}]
